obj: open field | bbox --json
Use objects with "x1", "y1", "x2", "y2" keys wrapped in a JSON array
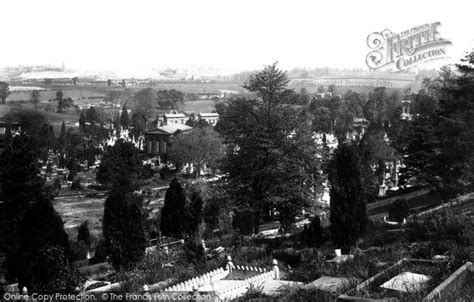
[
  {"x1": 149, "y1": 82, "x2": 245, "y2": 94},
  {"x1": 6, "y1": 89, "x2": 106, "y2": 102},
  {"x1": 53, "y1": 193, "x2": 106, "y2": 240},
  {"x1": 184, "y1": 99, "x2": 218, "y2": 113},
  {"x1": 5, "y1": 83, "x2": 245, "y2": 103}
]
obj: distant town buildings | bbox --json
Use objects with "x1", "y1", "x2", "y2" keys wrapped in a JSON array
[
  {"x1": 163, "y1": 111, "x2": 187, "y2": 125},
  {"x1": 198, "y1": 112, "x2": 219, "y2": 126}
]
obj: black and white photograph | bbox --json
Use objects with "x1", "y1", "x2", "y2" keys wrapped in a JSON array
[{"x1": 0, "y1": 0, "x2": 473, "y2": 301}]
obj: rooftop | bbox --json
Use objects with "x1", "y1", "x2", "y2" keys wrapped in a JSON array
[
  {"x1": 146, "y1": 124, "x2": 192, "y2": 135},
  {"x1": 164, "y1": 113, "x2": 187, "y2": 118},
  {"x1": 198, "y1": 112, "x2": 219, "y2": 117}
]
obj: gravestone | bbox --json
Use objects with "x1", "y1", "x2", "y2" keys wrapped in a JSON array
[
  {"x1": 307, "y1": 276, "x2": 352, "y2": 293},
  {"x1": 326, "y1": 254, "x2": 354, "y2": 264},
  {"x1": 380, "y1": 272, "x2": 431, "y2": 293}
]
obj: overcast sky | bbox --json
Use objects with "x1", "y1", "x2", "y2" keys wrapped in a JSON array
[{"x1": 1, "y1": 0, "x2": 473, "y2": 73}]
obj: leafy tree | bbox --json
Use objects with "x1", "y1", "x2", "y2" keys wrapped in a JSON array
[
  {"x1": 31, "y1": 90, "x2": 40, "y2": 109},
  {"x1": 14, "y1": 196, "x2": 77, "y2": 293},
  {"x1": 4, "y1": 110, "x2": 46, "y2": 143},
  {"x1": 113, "y1": 112, "x2": 121, "y2": 131},
  {"x1": 40, "y1": 124, "x2": 57, "y2": 154},
  {"x1": 358, "y1": 123, "x2": 397, "y2": 201},
  {"x1": 0, "y1": 134, "x2": 46, "y2": 280},
  {"x1": 156, "y1": 89, "x2": 184, "y2": 110},
  {"x1": 399, "y1": 53, "x2": 474, "y2": 200},
  {"x1": 107, "y1": 79, "x2": 112, "y2": 87},
  {"x1": 4, "y1": 123, "x2": 12, "y2": 146},
  {"x1": 186, "y1": 191, "x2": 205, "y2": 243},
  {"x1": 56, "y1": 90, "x2": 63, "y2": 103},
  {"x1": 10, "y1": 196, "x2": 69, "y2": 278},
  {"x1": 317, "y1": 85, "x2": 325, "y2": 93},
  {"x1": 57, "y1": 121, "x2": 67, "y2": 152},
  {"x1": 79, "y1": 110, "x2": 86, "y2": 129},
  {"x1": 102, "y1": 186, "x2": 146, "y2": 271},
  {"x1": 333, "y1": 100, "x2": 356, "y2": 140},
  {"x1": 99, "y1": 139, "x2": 146, "y2": 270},
  {"x1": 195, "y1": 118, "x2": 209, "y2": 129},
  {"x1": 160, "y1": 178, "x2": 187, "y2": 238},
  {"x1": 104, "y1": 90, "x2": 122, "y2": 105},
  {"x1": 312, "y1": 107, "x2": 332, "y2": 133},
  {"x1": 203, "y1": 182, "x2": 231, "y2": 233},
  {"x1": 388, "y1": 199, "x2": 409, "y2": 223},
  {"x1": 232, "y1": 210, "x2": 255, "y2": 235},
  {"x1": 364, "y1": 87, "x2": 400, "y2": 128},
  {"x1": 185, "y1": 114, "x2": 197, "y2": 127},
  {"x1": 219, "y1": 63, "x2": 321, "y2": 234},
  {"x1": 96, "y1": 139, "x2": 141, "y2": 188},
  {"x1": 328, "y1": 143, "x2": 367, "y2": 249},
  {"x1": 85, "y1": 107, "x2": 101, "y2": 126},
  {"x1": 134, "y1": 88, "x2": 156, "y2": 113},
  {"x1": 71, "y1": 77, "x2": 78, "y2": 86},
  {"x1": 328, "y1": 84, "x2": 335, "y2": 94},
  {"x1": 63, "y1": 128, "x2": 89, "y2": 180},
  {"x1": 344, "y1": 90, "x2": 364, "y2": 118},
  {"x1": 302, "y1": 215, "x2": 324, "y2": 249},
  {"x1": 130, "y1": 108, "x2": 147, "y2": 138},
  {"x1": 0, "y1": 81, "x2": 11, "y2": 104},
  {"x1": 120, "y1": 105, "x2": 130, "y2": 129},
  {"x1": 57, "y1": 96, "x2": 75, "y2": 114},
  {"x1": 298, "y1": 88, "x2": 310, "y2": 104},
  {"x1": 168, "y1": 128, "x2": 224, "y2": 178},
  {"x1": 19, "y1": 245, "x2": 84, "y2": 294},
  {"x1": 2, "y1": 110, "x2": 54, "y2": 161}
]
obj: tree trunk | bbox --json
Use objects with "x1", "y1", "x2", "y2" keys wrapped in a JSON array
[{"x1": 195, "y1": 163, "x2": 201, "y2": 179}]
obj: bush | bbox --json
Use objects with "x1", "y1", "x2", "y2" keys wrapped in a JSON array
[
  {"x1": 229, "y1": 245, "x2": 270, "y2": 268},
  {"x1": 70, "y1": 240, "x2": 88, "y2": 262},
  {"x1": 361, "y1": 220, "x2": 403, "y2": 248},
  {"x1": 90, "y1": 238, "x2": 107, "y2": 264},
  {"x1": 77, "y1": 220, "x2": 91, "y2": 246},
  {"x1": 232, "y1": 210, "x2": 255, "y2": 235},
  {"x1": 302, "y1": 216, "x2": 326, "y2": 248},
  {"x1": 409, "y1": 240, "x2": 473, "y2": 262},
  {"x1": 272, "y1": 248, "x2": 302, "y2": 267},
  {"x1": 405, "y1": 209, "x2": 473, "y2": 245},
  {"x1": 182, "y1": 240, "x2": 205, "y2": 264},
  {"x1": 71, "y1": 177, "x2": 82, "y2": 190},
  {"x1": 328, "y1": 143, "x2": 367, "y2": 249},
  {"x1": 388, "y1": 199, "x2": 409, "y2": 223},
  {"x1": 140, "y1": 163, "x2": 154, "y2": 179},
  {"x1": 277, "y1": 285, "x2": 348, "y2": 302}
]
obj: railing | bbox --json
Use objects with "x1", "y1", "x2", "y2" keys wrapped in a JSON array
[
  {"x1": 162, "y1": 267, "x2": 229, "y2": 292},
  {"x1": 215, "y1": 270, "x2": 274, "y2": 301}
]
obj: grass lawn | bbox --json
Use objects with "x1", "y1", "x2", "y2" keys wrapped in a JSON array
[
  {"x1": 6, "y1": 89, "x2": 106, "y2": 103},
  {"x1": 184, "y1": 99, "x2": 218, "y2": 113},
  {"x1": 53, "y1": 192, "x2": 105, "y2": 240}
]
